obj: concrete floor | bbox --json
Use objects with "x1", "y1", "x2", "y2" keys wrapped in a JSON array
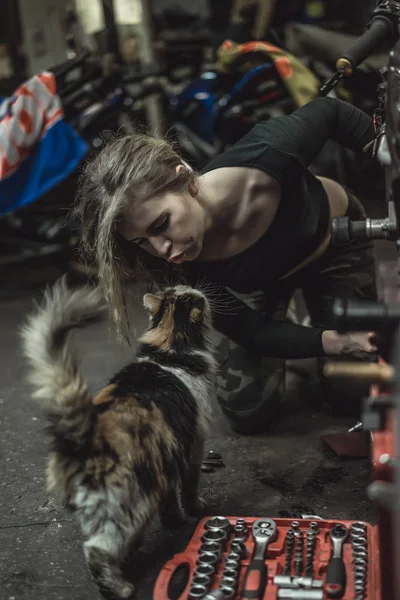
[{"x1": 0, "y1": 256, "x2": 381, "y2": 600}]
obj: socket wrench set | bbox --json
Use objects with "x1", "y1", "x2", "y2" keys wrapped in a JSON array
[{"x1": 153, "y1": 516, "x2": 381, "y2": 599}]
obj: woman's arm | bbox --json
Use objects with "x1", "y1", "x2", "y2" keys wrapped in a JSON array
[
  {"x1": 253, "y1": 97, "x2": 374, "y2": 169},
  {"x1": 208, "y1": 285, "x2": 376, "y2": 359},
  {"x1": 209, "y1": 285, "x2": 325, "y2": 359}
]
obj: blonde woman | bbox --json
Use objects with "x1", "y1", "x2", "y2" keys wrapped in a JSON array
[{"x1": 76, "y1": 97, "x2": 377, "y2": 433}]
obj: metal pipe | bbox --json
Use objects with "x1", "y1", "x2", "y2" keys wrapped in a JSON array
[
  {"x1": 101, "y1": 0, "x2": 122, "y2": 62},
  {"x1": 137, "y1": 0, "x2": 164, "y2": 135}
]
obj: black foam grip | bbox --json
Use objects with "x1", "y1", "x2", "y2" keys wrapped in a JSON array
[{"x1": 340, "y1": 16, "x2": 394, "y2": 69}]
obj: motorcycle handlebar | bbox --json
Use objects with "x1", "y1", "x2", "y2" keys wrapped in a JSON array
[{"x1": 336, "y1": 8, "x2": 397, "y2": 75}]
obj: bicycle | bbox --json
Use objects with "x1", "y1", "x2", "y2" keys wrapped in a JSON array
[{"x1": 317, "y1": 2, "x2": 400, "y2": 596}]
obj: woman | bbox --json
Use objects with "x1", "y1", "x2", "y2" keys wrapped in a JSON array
[{"x1": 76, "y1": 97, "x2": 378, "y2": 433}]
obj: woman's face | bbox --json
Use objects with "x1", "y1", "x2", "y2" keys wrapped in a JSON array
[{"x1": 119, "y1": 180, "x2": 205, "y2": 264}]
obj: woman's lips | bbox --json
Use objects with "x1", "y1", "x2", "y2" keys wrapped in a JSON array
[
  {"x1": 170, "y1": 252, "x2": 186, "y2": 264},
  {"x1": 169, "y1": 243, "x2": 194, "y2": 264}
]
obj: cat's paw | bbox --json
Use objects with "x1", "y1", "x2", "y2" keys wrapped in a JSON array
[{"x1": 187, "y1": 496, "x2": 208, "y2": 517}]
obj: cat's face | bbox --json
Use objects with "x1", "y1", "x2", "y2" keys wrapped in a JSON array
[{"x1": 142, "y1": 286, "x2": 212, "y2": 350}]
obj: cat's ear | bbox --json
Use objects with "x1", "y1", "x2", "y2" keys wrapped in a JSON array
[
  {"x1": 190, "y1": 297, "x2": 205, "y2": 323},
  {"x1": 143, "y1": 293, "x2": 162, "y2": 316}
]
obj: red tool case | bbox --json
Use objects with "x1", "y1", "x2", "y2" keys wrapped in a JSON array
[
  {"x1": 154, "y1": 516, "x2": 381, "y2": 599},
  {"x1": 154, "y1": 365, "x2": 396, "y2": 600}
]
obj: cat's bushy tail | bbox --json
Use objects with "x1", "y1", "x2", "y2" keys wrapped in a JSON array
[{"x1": 21, "y1": 277, "x2": 107, "y2": 453}]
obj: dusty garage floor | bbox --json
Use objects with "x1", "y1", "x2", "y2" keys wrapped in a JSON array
[{"x1": 0, "y1": 255, "x2": 382, "y2": 600}]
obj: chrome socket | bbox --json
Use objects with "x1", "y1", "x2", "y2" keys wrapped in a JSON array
[
  {"x1": 192, "y1": 573, "x2": 212, "y2": 588},
  {"x1": 223, "y1": 558, "x2": 240, "y2": 572},
  {"x1": 352, "y1": 536, "x2": 367, "y2": 548},
  {"x1": 233, "y1": 523, "x2": 249, "y2": 542},
  {"x1": 350, "y1": 522, "x2": 367, "y2": 535},
  {"x1": 197, "y1": 553, "x2": 219, "y2": 569},
  {"x1": 286, "y1": 529, "x2": 295, "y2": 538},
  {"x1": 218, "y1": 587, "x2": 235, "y2": 599},
  {"x1": 224, "y1": 558, "x2": 240, "y2": 571},
  {"x1": 188, "y1": 583, "x2": 208, "y2": 599},
  {"x1": 223, "y1": 567, "x2": 239, "y2": 579},
  {"x1": 226, "y1": 550, "x2": 241, "y2": 562},
  {"x1": 277, "y1": 589, "x2": 323, "y2": 599},
  {"x1": 293, "y1": 531, "x2": 304, "y2": 577},
  {"x1": 199, "y1": 541, "x2": 222, "y2": 558},
  {"x1": 202, "y1": 529, "x2": 228, "y2": 546},
  {"x1": 273, "y1": 575, "x2": 323, "y2": 589},
  {"x1": 350, "y1": 522, "x2": 368, "y2": 599},
  {"x1": 194, "y1": 563, "x2": 215, "y2": 578},
  {"x1": 204, "y1": 517, "x2": 231, "y2": 533},
  {"x1": 284, "y1": 530, "x2": 296, "y2": 575},
  {"x1": 305, "y1": 528, "x2": 317, "y2": 576},
  {"x1": 220, "y1": 576, "x2": 237, "y2": 591},
  {"x1": 203, "y1": 592, "x2": 226, "y2": 600},
  {"x1": 230, "y1": 540, "x2": 247, "y2": 558}
]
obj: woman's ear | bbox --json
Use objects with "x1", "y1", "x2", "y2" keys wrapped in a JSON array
[
  {"x1": 176, "y1": 161, "x2": 193, "y2": 174},
  {"x1": 175, "y1": 164, "x2": 198, "y2": 198},
  {"x1": 188, "y1": 177, "x2": 199, "y2": 198}
]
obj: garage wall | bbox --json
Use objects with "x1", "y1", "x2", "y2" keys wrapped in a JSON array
[{"x1": 17, "y1": 0, "x2": 68, "y2": 75}]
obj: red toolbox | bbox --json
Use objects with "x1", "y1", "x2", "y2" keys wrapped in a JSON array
[
  {"x1": 154, "y1": 516, "x2": 381, "y2": 599},
  {"x1": 154, "y1": 359, "x2": 396, "y2": 600}
]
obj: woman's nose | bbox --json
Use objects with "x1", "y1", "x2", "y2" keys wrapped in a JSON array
[{"x1": 150, "y1": 237, "x2": 171, "y2": 257}]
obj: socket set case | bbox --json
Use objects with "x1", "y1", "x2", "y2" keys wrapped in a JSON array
[{"x1": 153, "y1": 517, "x2": 381, "y2": 600}]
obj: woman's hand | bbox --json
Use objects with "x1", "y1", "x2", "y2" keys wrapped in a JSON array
[{"x1": 322, "y1": 330, "x2": 377, "y2": 357}]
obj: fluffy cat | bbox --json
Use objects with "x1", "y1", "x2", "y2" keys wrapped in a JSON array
[{"x1": 21, "y1": 278, "x2": 217, "y2": 599}]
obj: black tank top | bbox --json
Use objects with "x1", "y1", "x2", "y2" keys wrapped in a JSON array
[{"x1": 187, "y1": 97, "x2": 373, "y2": 358}]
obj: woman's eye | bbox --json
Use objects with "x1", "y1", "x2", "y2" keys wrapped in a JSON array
[
  {"x1": 135, "y1": 238, "x2": 146, "y2": 246},
  {"x1": 153, "y1": 215, "x2": 170, "y2": 234}
]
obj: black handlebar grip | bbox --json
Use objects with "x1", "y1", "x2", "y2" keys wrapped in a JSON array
[
  {"x1": 326, "y1": 557, "x2": 347, "y2": 598},
  {"x1": 337, "y1": 15, "x2": 394, "y2": 73}
]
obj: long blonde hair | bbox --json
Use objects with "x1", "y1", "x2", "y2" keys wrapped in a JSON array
[{"x1": 74, "y1": 133, "x2": 193, "y2": 342}]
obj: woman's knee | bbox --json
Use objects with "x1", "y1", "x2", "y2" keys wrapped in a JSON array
[{"x1": 215, "y1": 335, "x2": 285, "y2": 434}]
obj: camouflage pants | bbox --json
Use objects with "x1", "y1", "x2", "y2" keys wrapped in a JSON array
[{"x1": 215, "y1": 192, "x2": 377, "y2": 433}]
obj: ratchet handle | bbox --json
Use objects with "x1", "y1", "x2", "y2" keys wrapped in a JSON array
[
  {"x1": 241, "y1": 557, "x2": 267, "y2": 600},
  {"x1": 326, "y1": 557, "x2": 347, "y2": 598}
]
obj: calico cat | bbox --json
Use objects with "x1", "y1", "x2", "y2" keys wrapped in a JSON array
[{"x1": 21, "y1": 278, "x2": 217, "y2": 599}]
